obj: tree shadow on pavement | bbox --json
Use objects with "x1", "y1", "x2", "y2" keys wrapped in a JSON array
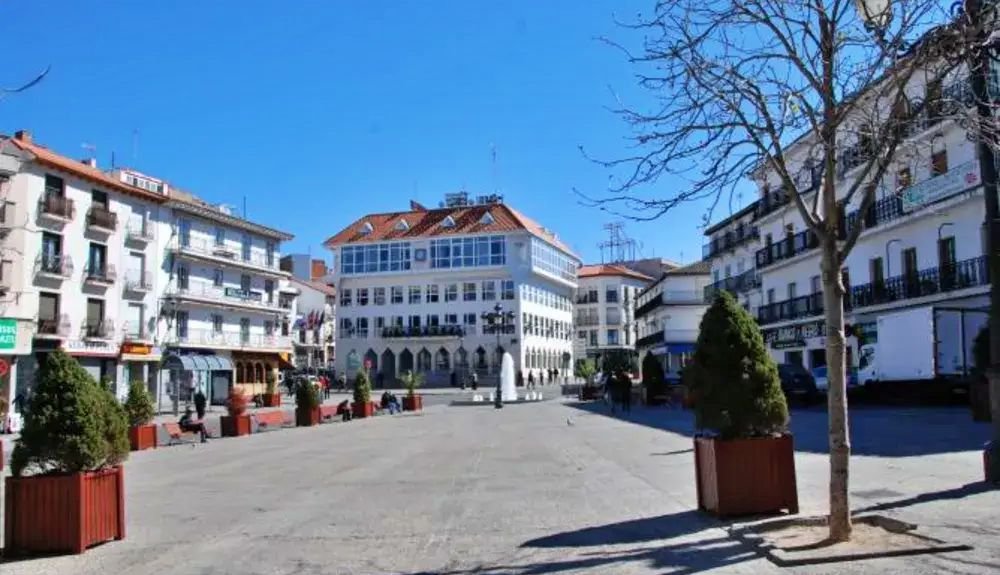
[
  {"x1": 854, "y1": 482, "x2": 994, "y2": 514},
  {"x1": 564, "y1": 401, "x2": 991, "y2": 457}
]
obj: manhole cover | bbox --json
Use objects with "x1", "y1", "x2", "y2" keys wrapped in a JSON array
[{"x1": 853, "y1": 489, "x2": 904, "y2": 499}]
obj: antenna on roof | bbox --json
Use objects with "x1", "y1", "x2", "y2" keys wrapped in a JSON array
[{"x1": 597, "y1": 221, "x2": 637, "y2": 264}]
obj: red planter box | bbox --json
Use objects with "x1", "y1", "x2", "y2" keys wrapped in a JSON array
[
  {"x1": 220, "y1": 414, "x2": 252, "y2": 437},
  {"x1": 296, "y1": 407, "x2": 321, "y2": 427},
  {"x1": 694, "y1": 435, "x2": 798, "y2": 517},
  {"x1": 579, "y1": 387, "x2": 602, "y2": 400},
  {"x1": 128, "y1": 424, "x2": 157, "y2": 451},
  {"x1": 261, "y1": 393, "x2": 282, "y2": 408},
  {"x1": 352, "y1": 401, "x2": 375, "y2": 418},
  {"x1": 403, "y1": 395, "x2": 423, "y2": 411},
  {"x1": 4, "y1": 466, "x2": 125, "y2": 556}
]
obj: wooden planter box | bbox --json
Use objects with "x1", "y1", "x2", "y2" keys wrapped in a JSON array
[
  {"x1": 296, "y1": 407, "x2": 321, "y2": 427},
  {"x1": 128, "y1": 424, "x2": 157, "y2": 451},
  {"x1": 352, "y1": 401, "x2": 375, "y2": 418},
  {"x1": 694, "y1": 435, "x2": 798, "y2": 517},
  {"x1": 220, "y1": 414, "x2": 252, "y2": 437},
  {"x1": 403, "y1": 395, "x2": 423, "y2": 411},
  {"x1": 261, "y1": 393, "x2": 282, "y2": 408},
  {"x1": 4, "y1": 466, "x2": 125, "y2": 556}
]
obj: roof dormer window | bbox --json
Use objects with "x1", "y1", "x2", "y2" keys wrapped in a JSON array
[
  {"x1": 394, "y1": 219, "x2": 410, "y2": 231},
  {"x1": 479, "y1": 212, "x2": 495, "y2": 225},
  {"x1": 441, "y1": 215, "x2": 456, "y2": 228},
  {"x1": 359, "y1": 221, "x2": 374, "y2": 235}
]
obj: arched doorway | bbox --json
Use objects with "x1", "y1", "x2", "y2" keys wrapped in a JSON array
[
  {"x1": 381, "y1": 349, "x2": 397, "y2": 384},
  {"x1": 364, "y1": 349, "x2": 379, "y2": 374},
  {"x1": 436, "y1": 347, "x2": 450, "y2": 371},
  {"x1": 399, "y1": 348, "x2": 414, "y2": 374},
  {"x1": 475, "y1": 346, "x2": 487, "y2": 370},
  {"x1": 417, "y1": 348, "x2": 432, "y2": 372}
]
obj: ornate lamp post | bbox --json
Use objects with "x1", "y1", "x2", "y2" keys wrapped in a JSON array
[{"x1": 482, "y1": 302, "x2": 516, "y2": 409}]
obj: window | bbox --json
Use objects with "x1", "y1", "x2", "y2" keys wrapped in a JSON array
[
  {"x1": 926, "y1": 78, "x2": 943, "y2": 118},
  {"x1": 463, "y1": 313, "x2": 477, "y2": 326},
  {"x1": 44, "y1": 174, "x2": 64, "y2": 199},
  {"x1": 374, "y1": 287, "x2": 386, "y2": 305},
  {"x1": 177, "y1": 265, "x2": 189, "y2": 290},
  {"x1": 240, "y1": 318, "x2": 251, "y2": 343},
  {"x1": 429, "y1": 236, "x2": 506, "y2": 269},
  {"x1": 426, "y1": 314, "x2": 440, "y2": 327},
  {"x1": 340, "y1": 242, "x2": 412, "y2": 274},
  {"x1": 445, "y1": 284, "x2": 458, "y2": 302},
  {"x1": 605, "y1": 288, "x2": 619, "y2": 303},
  {"x1": 87, "y1": 243, "x2": 107, "y2": 277},
  {"x1": 409, "y1": 285, "x2": 422, "y2": 304},
  {"x1": 578, "y1": 330, "x2": 586, "y2": 340},
  {"x1": 767, "y1": 288, "x2": 776, "y2": 304},
  {"x1": 811, "y1": 275, "x2": 821, "y2": 294},
  {"x1": 340, "y1": 288, "x2": 352, "y2": 307},
  {"x1": 444, "y1": 313, "x2": 458, "y2": 325},
  {"x1": 264, "y1": 320, "x2": 275, "y2": 336},
  {"x1": 587, "y1": 289, "x2": 598, "y2": 303},
  {"x1": 870, "y1": 257, "x2": 885, "y2": 285},
  {"x1": 787, "y1": 282, "x2": 797, "y2": 300},
  {"x1": 213, "y1": 268, "x2": 224, "y2": 287},
  {"x1": 241, "y1": 234, "x2": 252, "y2": 261},
  {"x1": 426, "y1": 284, "x2": 439, "y2": 303},
  {"x1": 126, "y1": 303, "x2": 144, "y2": 338},
  {"x1": 40, "y1": 232, "x2": 62, "y2": 272},
  {"x1": 394, "y1": 219, "x2": 409, "y2": 231},
  {"x1": 212, "y1": 314, "x2": 224, "y2": 333},
  {"x1": 264, "y1": 279, "x2": 274, "y2": 304},
  {"x1": 931, "y1": 149, "x2": 949, "y2": 176},
  {"x1": 408, "y1": 315, "x2": 421, "y2": 328},
  {"x1": 902, "y1": 247, "x2": 918, "y2": 281},
  {"x1": 375, "y1": 316, "x2": 386, "y2": 330},
  {"x1": 392, "y1": 316, "x2": 403, "y2": 327},
  {"x1": 91, "y1": 189, "x2": 109, "y2": 209},
  {"x1": 391, "y1": 286, "x2": 403, "y2": 304},
  {"x1": 358, "y1": 288, "x2": 370, "y2": 306},
  {"x1": 530, "y1": 238, "x2": 575, "y2": 280},
  {"x1": 480, "y1": 212, "x2": 495, "y2": 225},
  {"x1": 241, "y1": 274, "x2": 251, "y2": 292},
  {"x1": 463, "y1": 282, "x2": 477, "y2": 301},
  {"x1": 39, "y1": 291, "x2": 59, "y2": 325},
  {"x1": 501, "y1": 280, "x2": 515, "y2": 300},
  {"x1": 356, "y1": 317, "x2": 369, "y2": 338},
  {"x1": 938, "y1": 236, "x2": 956, "y2": 269},
  {"x1": 589, "y1": 330, "x2": 598, "y2": 346},
  {"x1": 340, "y1": 317, "x2": 353, "y2": 337},
  {"x1": 724, "y1": 264, "x2": 732, "y2": 278},
  {"x1": 607, "y1": 329, "x2": 620, "y2": 346},
  {"x1": 175, "y1": 310, "x2": 189, "y2": 338},
  {"x1": 266, "y1": 241, "x2": 275, "y2": 267},
  {"x1": 214, "y1": 226, "x2": 225, "y2": 246},
  {"x1": 179, "y1": 218, "x2": 191, "y2": 247},
  {"x1": 481, "y1": 281, "x2": 496, "y2": 301}
]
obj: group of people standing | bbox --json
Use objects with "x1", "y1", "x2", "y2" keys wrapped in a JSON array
[{"x1": 605, "y1": 371, "x2": 634, "y2": 414}]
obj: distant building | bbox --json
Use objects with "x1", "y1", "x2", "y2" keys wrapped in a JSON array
[
  {"x1": 573, "y1": 264, "x2": 654, "y2": 368},
  {"x1": 288, "y1": 277, "x2": 336, "y2": 370},
  {"x1": 281, "y1": 253, "x2": 331, "y2": 283},
  {"x1": 635, "y1": 261, "x2": 711, "y2": 381}
]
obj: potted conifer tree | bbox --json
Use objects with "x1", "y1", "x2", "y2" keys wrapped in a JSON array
[
  {"x1": 220, "y1": 388, "x2": 252, "y2": 437},
  {"x1": 401, "y1": 370, "x2": 424, "y2": 411},
  {"x1": 124, "y1": 380, "x2": 157, "y2": 450},
  {"x1": 295, "y1": 378, "x2": 321, "y2": 426},
  {"x1": 684, "y1": 291, "x2": 798, "y2": 517},
  {"x1": 6, "y1": 350, "x2": 129, "y2": 555},
  {"x1": 352, "y1": 370, "x2": 374, "y2": 418},
  {"x1": 262, "y1": 371, "x2": 281, "y2": 407}
]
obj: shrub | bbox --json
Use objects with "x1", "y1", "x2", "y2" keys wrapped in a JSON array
[
  {"x1": 226, "y1": 388, "x2": 249, "y2": 417},
  {"x1": 353, "y1": 370, "x2": 372, "y2": 405},
  {"x1": 683, "y1": 291, "x2": 788, "y2": 439},
  {"x1": 576, "y1": 359, "x2": 597, "y2": 385},
  {"x1": 10, "y1": 350, "x2": 129, "y2": 477},
  {"x1": 295, "y1": 378, "x2": 320, "y2": 411},
  {"x1": 602, "y1": 349, "x2": 637, "y2": 376},
  {"x1": 123, "y1": 380, "x2": 156, "y2": 427},
  {"x1": 401, "y1": 370, "x2": 424, "y2": 398},
  {"x1": 193, "y1": 390, "x2": 207, "y2": 419}
]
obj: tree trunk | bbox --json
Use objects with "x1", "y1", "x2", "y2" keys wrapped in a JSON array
[{"x1": 821, "y1": 238, "x2": 851, "y2": 541}]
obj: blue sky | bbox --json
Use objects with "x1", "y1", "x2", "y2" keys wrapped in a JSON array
[{"x1": 1, "y1": 1, "x2": 727, "y2": 265}]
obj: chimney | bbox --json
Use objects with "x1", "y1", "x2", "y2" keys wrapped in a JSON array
[
  {"x1": 81, "y1": 158, "x2": 97, "y2": 169},
  {"x1": 13, "y1": 130, "x2": 31, "y2": 143}
]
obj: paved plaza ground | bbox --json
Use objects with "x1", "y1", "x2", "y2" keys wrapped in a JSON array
[{"x1": 2, "y1": 391, "x2": 998, "y2": 574}]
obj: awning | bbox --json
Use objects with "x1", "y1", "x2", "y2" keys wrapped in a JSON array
[
  {"x1": 162, "y1": 353, "x2": 234, "y2": 372},
  {"x1": 120, "y1": 353, "x2": 163, "y2": 362},
  {"x1": 665, "y1": 343, "x2": 696, "y2": 354}
]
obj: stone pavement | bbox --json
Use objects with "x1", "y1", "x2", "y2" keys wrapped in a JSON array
[{"x1": 2, "y1": 398, "x2": 998, "y2": 574}]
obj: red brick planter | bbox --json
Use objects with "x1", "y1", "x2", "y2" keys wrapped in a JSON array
[
  {"x1": 402, "y1": 395, "x2": 423, "y2": 411},
  {"x1": 4, "y1": 466, "x2": 125, "y2": 556},
  {"x1": 261, "y1": 393, "x2": 282, "y2": 408},
  {"x1": 128, "y1": 424, "x2": 157, "y2": 451},
  {"x1": 694, "y1": 435, "x2": 798, "y2": 517},
  {"x1": 352, "y1": 401, "x2": 375, "y2": 418},
  {"x1": 220, "y1": 414, "x2": 252, "y2": 437},
  {"x1": 296, "y1": 407, "x2": 321, "y2": 427}
]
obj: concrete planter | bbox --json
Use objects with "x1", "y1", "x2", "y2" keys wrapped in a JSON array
[
  {"x1": 4, "y1": 466, "x2": 125, "y2": 556},
  {"x1": 220, "y1": 414, "x2": 252, "y2": 437},
  {"x1": 352, "y1": 401, "x2": 375, "y2": 418},
  {"x1": 261, "y1": 393, "x2": 282, "y2": 408},
  {"x1": 694, "y1": 435, "x2": 798, "y2": 517},
  {"x1": 403, "y1": 395, "x2": 423, "y2": 411},
  {"x1": 296, "y1": 407, "x2": 321, "y2": 427},
  {"x1": 128, "y1": 424, "x2": 157, "y2": 451}
]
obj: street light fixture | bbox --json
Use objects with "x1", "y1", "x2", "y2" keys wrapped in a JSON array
[{"x1": 482, "y1": 302, "x2": 516, "y2": 409}]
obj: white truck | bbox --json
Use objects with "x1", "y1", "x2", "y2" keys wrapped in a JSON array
[{"x1": 857, "y1": 306, "x2": 988, "y2": 385}]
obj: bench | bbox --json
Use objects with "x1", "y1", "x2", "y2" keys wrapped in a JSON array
[
  {"x1": 318, "y1": 405, "x2": 339, "y2": 422},
  {"x1": 253, "y1": 410, "x2": 290, "y2": 432},
  {"x1": 162, "y1": 422, "x2": 200, "y2": 445}
]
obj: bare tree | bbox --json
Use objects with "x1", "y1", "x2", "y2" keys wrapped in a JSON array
[{"x1": 585, "y1": 1, "x2": 994, "y2": 541}]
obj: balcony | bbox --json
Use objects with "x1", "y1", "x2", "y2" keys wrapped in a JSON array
[
  {"x1": 37, "y1": 314, "x2": 71, "y2": 338},
  {"x1": 703, "y1": 225, "x2": 760, "y2": 259},
  {"x1": 126, "y1": 222, "x2": 155, "y2": 244},
  {"x1": 755, "y1": 230, "x2": 820, "y2": 270},
  {"x1": 849, "y1": 256, "x2": 988, "y2": 310},
  {"x1": 636, "y1": 330, "x2": 665, "y2": 348},
  {"x1": 576, "y1": 293, "x2": 599, "y2": 305},
  {"x1": 167, "y1": 329, "x2": 291, "y2": 351},
  {"x1": 380, "y1": 325, "x2": 466, "y2": 339},
  {"x1": 757, "y1": 292, "x2": 824, "y2": 326},
  {"x1": 86, "y1": 206, "x2": 117, "y2": 233},
  {"x1": 38, "y1": 195, "x2": 75, "y2": 222},
  {"x1": 122, "y1": 322, "x2": 152, "y2": 342},
  {"x1": 84, "y1": 262, "x2": 117, "y2": 285},
  {"x1": 124, "y1": 271, "x2": 154, "y2": 293},
  {"x1": 635, "y1": 294, "x2": 662, "y2": 319},
  {"x1": 704, "y1": 269, "x2": 761, "y2": 300},
  {"x1": 34, "y1": 254, "x2": 73, "y2": 279},
  {"x1": 0, "y1": 201, "x2": 14, "y2": 235},
  {"x1": 169, "y1": 237, "x2": 280, "y2": 274},
  {"x1": 754, "y1": 188, "x2": 791, "y2": 220},
  {"x1": 575, "y1": 315, "x2": 601, "y2": 327},
  {"x1": 165, "y1": 283, "x2": 282, "y2": 314},
  {"x1": 81, "y1": 319, "x2": 115, "y2": 340}
]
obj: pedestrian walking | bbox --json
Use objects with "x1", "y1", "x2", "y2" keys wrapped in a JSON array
[
  {"x1": 618, "y1": 371, "x2": 632, "y2": 414},
  {"x1": 471, "y1": 372, "x2": 479, "y2": 391},
  {"x1": 450, "y1": 370, "x2": 457, "y2": 387},
  {"x1": 528, "y1": 371, "x2": 535, "y2": 389}
]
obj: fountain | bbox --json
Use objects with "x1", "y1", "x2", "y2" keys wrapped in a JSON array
[{"x1": 500, "y1": 352, "x2": 518, "y2": 402}]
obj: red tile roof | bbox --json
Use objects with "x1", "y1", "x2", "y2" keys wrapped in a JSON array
[
  {"x1": 290, "y1": 276, "x2": 337, "y2": 297},
  {"x1": 577, "y1": 264, "x2": 654, "y2": 282},
  {"x1": 323, "y1": 202, "x2": 578, "y2": 258},
  {"x1": 5, "y1": 132, "x2": 167, "y2": 203}
]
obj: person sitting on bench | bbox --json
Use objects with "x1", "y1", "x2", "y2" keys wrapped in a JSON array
[
  {"x1": 337, "y1": 399, "x2": 353, "y2": 421},
  {"x1": 381, "y1": 391, "x2": 402, "y2": 414},
  {"x1": 179, "y1": 407, "x2": 210, "y2": 443}
]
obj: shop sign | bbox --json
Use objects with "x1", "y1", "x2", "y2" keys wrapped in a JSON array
[
  {"x1": 224, "y1": 287, "x2": 263, "y2": 302},
  {"x1": 0, "y1": 318, "x2": 16, "y2": 350},
  {"x1": 901, "y1": 160, "x2": 979, "y2": 212},
  {"x1": 121, "y1": 343, "x2": 154, "y2": 355},
  {"x1": 63, "y1": 339, "x2": 117, "y2": 356},
  {"x1": 764, "y1": 321, "x2": 825, "y2": 348}
]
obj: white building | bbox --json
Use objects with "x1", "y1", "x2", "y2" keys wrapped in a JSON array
[
  {"x1": 704, "y1": 67, "x2": 989, "y2": 374},
  {"x1": 635, "y1": 261, "x2": 711, "y2": 380},
  {"x1": 573, "y1": 264, "x2": 654, "y2": 367},
  {"x1": 0, "y1": 131, "x2": 170, "y2": 433},
  {"x1": 288, "y1": 276, "x2": 336, "y2": 370},
  {"x1": 325, "y1": 194, "x2": 578, "y2": 386}
]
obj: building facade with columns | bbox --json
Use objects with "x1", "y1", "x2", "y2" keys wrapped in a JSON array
[{"x1": 325, "y1": 195, "x2": 578, "y2": 386}]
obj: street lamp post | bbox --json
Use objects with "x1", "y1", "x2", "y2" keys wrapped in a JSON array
[{"x1": 482, "y1": 302, "x2": 516, "y2": 409}]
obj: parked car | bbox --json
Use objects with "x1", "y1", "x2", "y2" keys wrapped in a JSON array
[
  {"x1": 811, "y1": 366, "x2": 859, "y2": 393},
  {"x1": 777, "y1": 363, "x2": 819, "y2": 403}
]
